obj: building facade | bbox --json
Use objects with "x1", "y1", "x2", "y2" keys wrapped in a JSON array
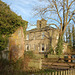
[{"x1": 25, "y1": 19, "x2": 59, "y2": 54}]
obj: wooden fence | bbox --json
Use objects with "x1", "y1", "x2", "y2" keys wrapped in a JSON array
[
  {"x1": 31, "y1": 69, "x2": 75, "y2": 75},
  {"x1": 42, "y1": 58, "x2": 75, "y2": 70}
]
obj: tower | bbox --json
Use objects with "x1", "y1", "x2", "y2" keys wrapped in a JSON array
[{"x1": 37, "y1": 18, "x2": 47, "y2": 29}]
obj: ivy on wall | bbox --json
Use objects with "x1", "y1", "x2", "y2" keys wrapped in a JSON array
[{"x1": 0, "y1": 1, "x2": 28, "y2": 51}]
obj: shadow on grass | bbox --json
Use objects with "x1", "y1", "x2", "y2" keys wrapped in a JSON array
[{"x1": 0, "y1": 59, "x2": 56, "y2": 75}]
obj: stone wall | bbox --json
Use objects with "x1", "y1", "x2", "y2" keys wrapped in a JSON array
[
  {"x1": 25, "y1": 28, "x2": 59, "y2": 53},
  {"x1": 9, "y1": 27, "x2": 25, "y2": 61}
]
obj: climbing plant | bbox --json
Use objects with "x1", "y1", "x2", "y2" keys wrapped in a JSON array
[{"x1": 0, "y1": 1, "x2": 28, "y2": 52}]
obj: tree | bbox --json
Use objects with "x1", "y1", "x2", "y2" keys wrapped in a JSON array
[
  {"x1": 0, "y1": 1, "x2": 28, "y2": 53},
  {"x1": 68, "y1": 26, "x2": 72, "y2": 46},
  {"x1": 55, "y1": 36, "x2": 63, "y2": 55},
  {"x1": 72, "y1": 25, "x2": 75, "y2": 49},
  {"x1": 67, "y1": 26, "x2": 73, "y2": 51},
  {"x1": 65, "y1": 25, "x2": 75, "y2": 53},
  {"x1": 34, "y1": 0, "x2": 75, "y2": 54}
]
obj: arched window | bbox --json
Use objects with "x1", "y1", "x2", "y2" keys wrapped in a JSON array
[
  {"x1": 42, "y1": 44, "x2": 44, "y2": 51},
  {"x1": 26, "y1": 44, "x2": 29, "y2": 51}
]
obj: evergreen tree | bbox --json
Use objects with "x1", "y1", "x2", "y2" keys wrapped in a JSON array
[
  {"x1": 55, "y1": 36, "x2": 63, "y2": 55},
  {"x1": 49, "y1": 44, "x2": 54, "y2": 54}
]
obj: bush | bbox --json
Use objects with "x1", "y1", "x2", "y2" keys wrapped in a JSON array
[
  {"x1": 0, "y1": 51, "x2": 36, "y2": 75},
  {"x1": 0, "y1": 58, "x2": 29, "y2": 75},
  {"x1": 24, "y1": 51, "x2": 34, "y2": 58}
]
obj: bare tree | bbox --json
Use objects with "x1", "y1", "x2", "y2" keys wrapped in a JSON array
[
  {"x1": 33, "y1": 0, "x2": 75, "y2": 54},
  {"x1": 34, "y1": 0, "x2": 75, "y2": 37}
]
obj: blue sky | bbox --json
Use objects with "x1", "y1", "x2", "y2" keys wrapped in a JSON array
[
  {"x1": 2, "y1": 0, "x2": 43, "y2": 30},
  {"x1": 1, "y1": 0, "x2": 75, "y2": 31}
]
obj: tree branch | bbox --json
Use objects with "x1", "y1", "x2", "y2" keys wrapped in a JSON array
[
  {"x1": 53, "y1": 0, "x2": 62, "y2": 24},
  {"x1": 67, "y1": 10, "x2": 75, "y2": 25},
  {"x1": 48, "y1": 23, "x2": 60, "y2": 30},
  {"x1": 47, "y1": 18, "x2": 61, "y2": 24},
  {"x1": 72, "y1": 18, "x2": 75, "y2": 23},
  {"x1": 68, "y1": 0, "x2": 75, "y2": 9},
  {"x1": 65, "y1": 0, "x2": 68, "y2": 24},
  {"x1": 65, "y1": 0, "x2": 75, "y2": 23},
  {"x1": 63, "y1": 10, "x2": 75, "y2": 35}
]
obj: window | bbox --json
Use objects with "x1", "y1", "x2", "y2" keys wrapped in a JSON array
[
  {"x1": 26, "y1": 44, "x2": 29, "y2": 51},
  {"x1": 26, "y1": 34, "x2": 29, "y2": 40},
  {"x1": 42, "y1": 32, "x2": 44, "y2": 39},
  {"x1": 42, "y1": 44, "x2": 44, "y2": 52}
]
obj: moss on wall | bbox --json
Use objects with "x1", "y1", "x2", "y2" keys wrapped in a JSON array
[{"x1": 9, "y1": 27, "x2": 25, "y2": 61}]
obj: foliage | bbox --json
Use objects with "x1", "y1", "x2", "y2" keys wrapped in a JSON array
[
  {"x1": 0, "y1": 58, "x2": 56, "y2": 75},
  {"x1": 68, "y1": 26, "x2": 72, "y2": 46},
  {"x1": 0, "y1": 1, "x2": 28, "y2": 51},
  {"x1": 0, "y1": 1, "x2": 28, "y2": 35},
  {"x1": 0, "y1": 59, "x2": 28, "y2": 75},
  {"x1": 65, "y1": 25, "x2": 75, "y2": 52},
  {"x1": 4, "y1": 51, "x2": 35, "y2": 72},
  {"x1": 33, "y1": 69, "x2": 56, "y2": 75},
  {"x1": 0, "y1": 34, "x2": 8, "y2": 51},
  {"x1": 55, "y1": 36, "x2": 63, "y2": 55},
  {"x1": 24, "y1": 51, "x2": 34, "y2": 59},
  {"x1": 49, "y1": 45, "x2": 54, "y2": 54}
]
